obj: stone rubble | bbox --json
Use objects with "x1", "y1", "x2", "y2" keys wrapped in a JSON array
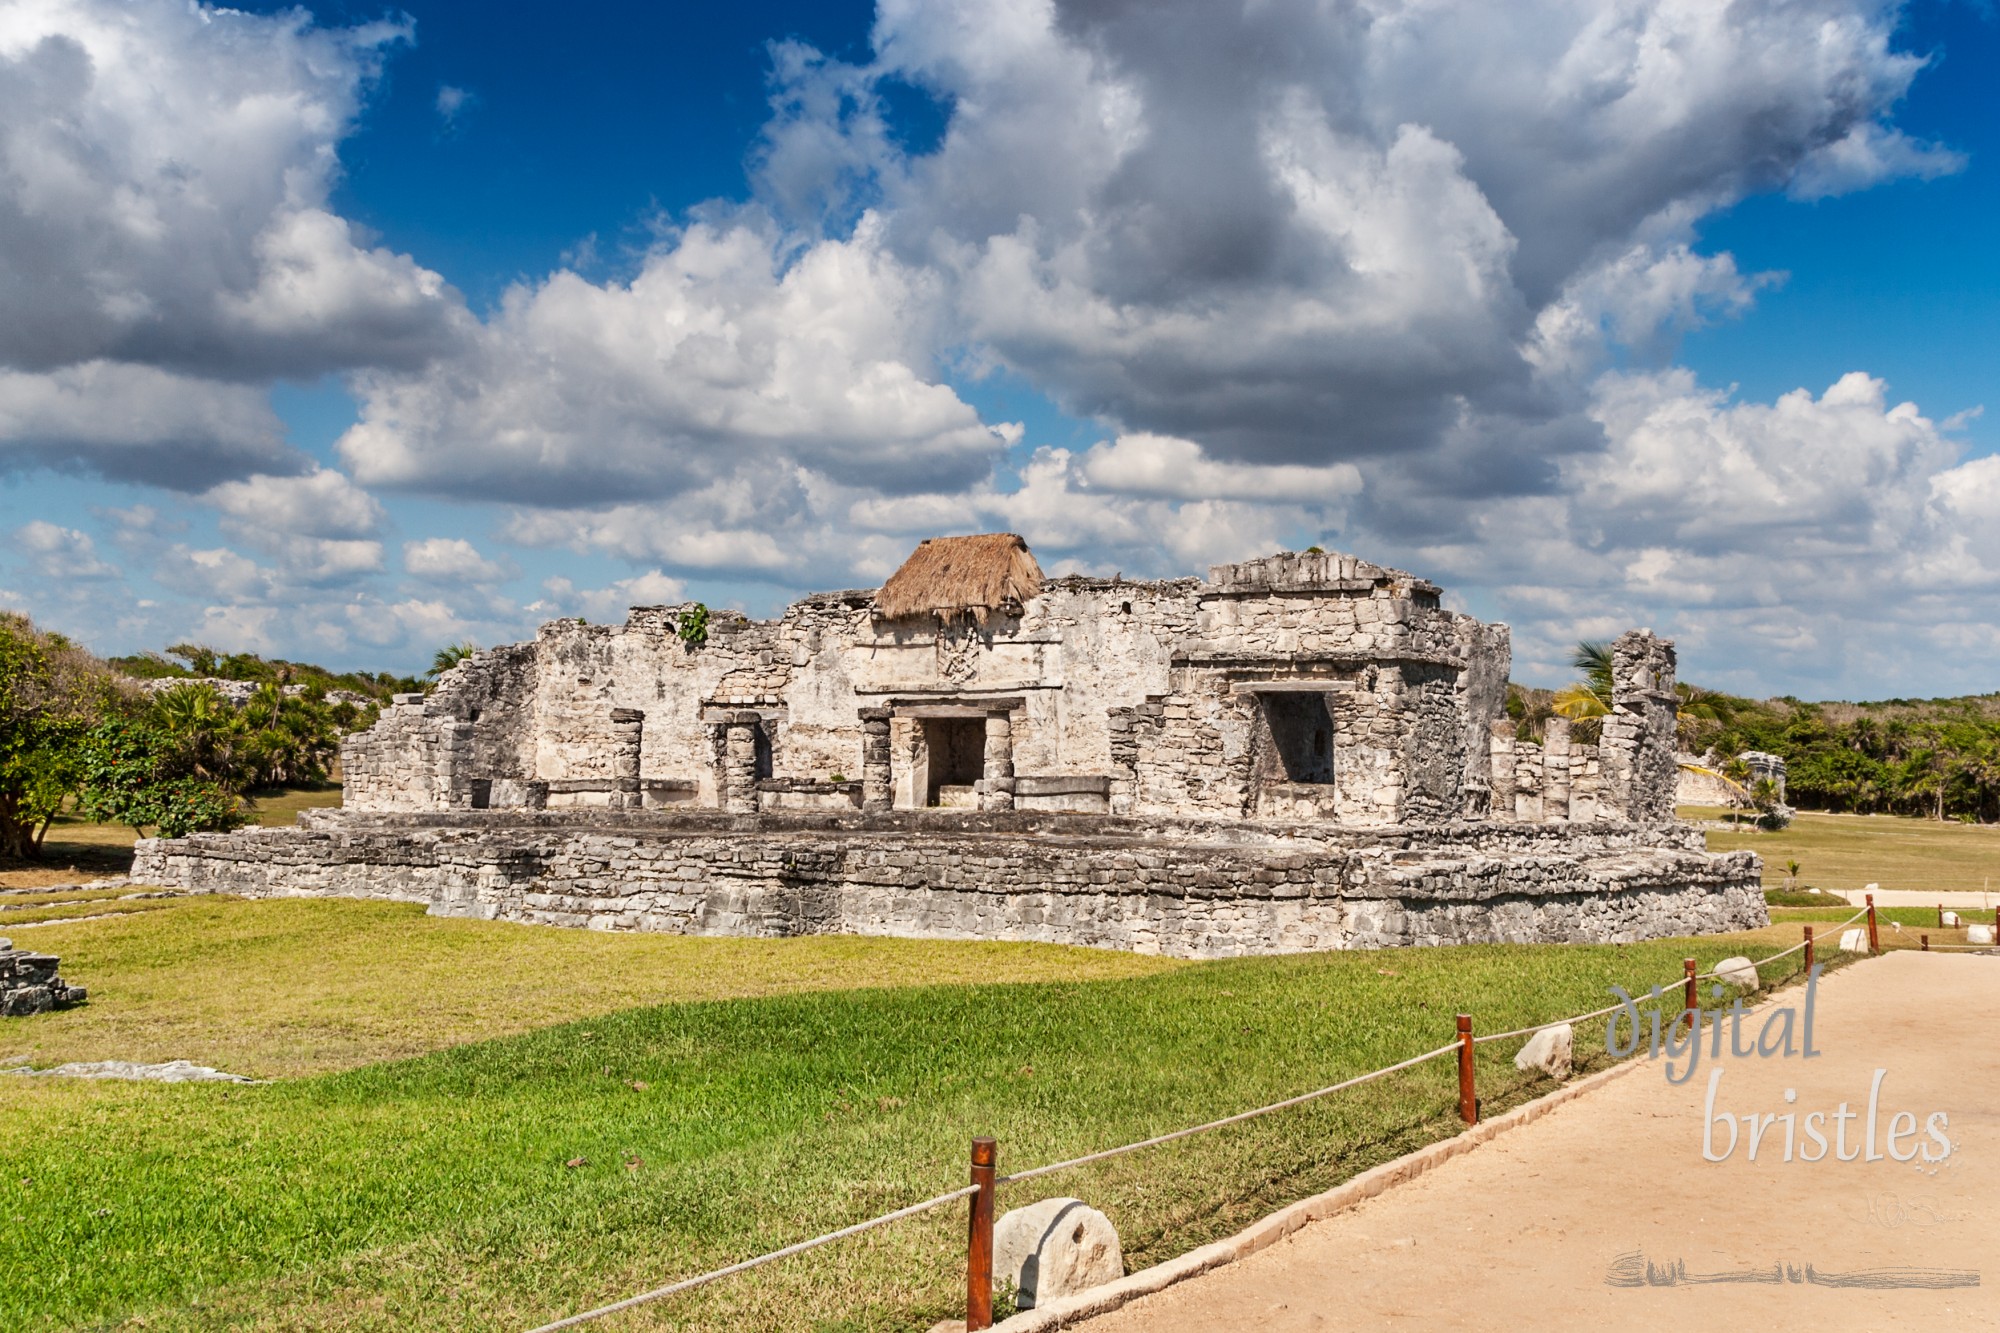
[{"x1": 0, "y1": 939, "x2": 87, "y2": 1016}]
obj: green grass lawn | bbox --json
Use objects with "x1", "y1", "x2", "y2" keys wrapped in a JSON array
[
  {"x1": 1690, "y1": 806, "x2": 2000, "y2": 896},
  {"x1": 0, "y1": 898, "x2": 1177, "y2": 1078},
  {"x1": 0, "y1": 900, "x2": 1836, "y2": 1333}
]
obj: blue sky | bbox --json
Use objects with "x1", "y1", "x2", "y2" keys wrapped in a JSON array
[{"x1": 1, "y1": 0, "x2": 1996, "y2": 698}]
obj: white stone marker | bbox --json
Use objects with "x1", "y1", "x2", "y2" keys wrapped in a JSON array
[
  {"x1": 1714, "y1": 956, "x2": 1760, "y2": 989},
  {"x1": 992, "y1": 1197, "x2": 1124, "y2": 1309},
  {"x1": 1840, "y1": 928, "x2": 1870, "y2": 953},
  {"x1": 1514, "y1": 1023, "x2": 1573, "y2": 1080},
  {"x1": 1965, "y1": 924, "x2": 1996, "y2": 946}
]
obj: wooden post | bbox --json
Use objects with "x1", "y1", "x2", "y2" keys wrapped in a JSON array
[
  {"x1": 1804, "y1": 926, "x2": 1815, "y2": 973},
  {"x1": 1867, "y1": 894, "x2": 1880, "y2": 953},
  {"x1": 1939, "y1": 902, "x2": 1946, "y2": 928},
  {"x1": 1922, "y1": 934, "x2": 1930, "y2": 952},
  {"x1": 1456, "y1": 1014, "x2": 1476, "y2": 1125},
  {"x1": 1683, "y1": 958, "x2": 1698, "y2": 1013},
  {"x1": 967, "y1": 1137, "x2": 996, "y2": 1331}
]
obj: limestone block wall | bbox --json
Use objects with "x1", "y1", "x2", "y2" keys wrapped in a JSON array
[
  {"x1": 342, "y1": 696, "x2": 477, "y2": 812},
  {"x1": 131, "y1": 811, "x2": 1767, "y2": 960}
]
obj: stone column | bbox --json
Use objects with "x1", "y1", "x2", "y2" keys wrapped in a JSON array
[
  {"x1": 982, "y1": 711, "x2": 1015, "y2": 811},
  {"x1": 722, "y1": 711, "x2": 761, "y2": 814},
  {"x1": 1488, "y1": 719, "x2": 1516, "y2": 821},
  {"x1": 435, "y1": 719, "x2": 478, "y2": 809},
  {"x1": 1543, "y1": 715, "x2": 1571, "y2": 822},
  {"x1": 860, "y1": 708, "x2": 892, "y2": 814},
  {"x1": 1603, "y1": 629, "x2": 1679, "y2": 823},
  {"x1": 609, "y1": 708, "x2": 645, "y2": 809},
  {"x1": 1514, "y1": 741, "x2": 1544, "y2": 822}
]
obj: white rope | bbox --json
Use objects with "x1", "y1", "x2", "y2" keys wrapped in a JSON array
[
  {"x1": 524, "y1": 903, "x2": 1895, "y2": 1330},
  {"x1": 998, "y1": 1041, "x2": 1463, "y2": 1186},
  {"x1": 1478, "y1": 909, "x2": 1867, "y2": 1046},
  {"x1": 521, "y1": 1184, "x2": 978, "y2": 1333}
]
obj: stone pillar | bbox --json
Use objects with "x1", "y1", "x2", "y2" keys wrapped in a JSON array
[
  {"x1": 982, "y1": 711, "x2": 1015, "y2": 811},
  {"x1": 1488, "y1": 719, "x2": 1516, "y2": 821},
  {"x1": 610, "y1": 708, "x2": 645, "y2": 809},
  {"x1": 1602, "y1": 629, "x2": 1679, "y2": 823},
  {"x1": 860, "y1": 708, "x2": 892, "y2": 814},
  {"x1": 435, "y1": 719, "x2": 477, "y2": 809},
  {"x1": 722, "y1": 711, "x2": 761, "y2": 814},
  {"x1": 1514, "y1": 741, "x2": 1544, "y2": 822},
  {"x1": 1543, "y1": 716, "x2": 1571, "y2": 822}
]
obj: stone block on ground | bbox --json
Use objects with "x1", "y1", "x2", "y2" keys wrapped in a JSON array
[
  {"x1": 0, "y1": 942, "x2": 86, "y2": 1017},
  {"x1": 1514, "y1": 1023, "x2": 1573, "y2": 1079},
  {"x1": 1941, "y1": 911, "x2": 1961, "y2": 928},
  {"x1": 1965, "y1": 925, "x2": 1996, "y2": 946},
  {"x1": 993, "y1": 1196, "x2": 1124, "y2": 1309},
  {"x1": 1714, "y1": 956, "x2": 1760, "y2": 989},
  {"x1": 1839, "y1": 928, "x2": 1869, "y2": 954}
]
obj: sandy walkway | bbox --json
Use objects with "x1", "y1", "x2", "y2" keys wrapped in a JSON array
[{"x1": 1081, "y1": 952, "x2": 1995, "y2": 1330}]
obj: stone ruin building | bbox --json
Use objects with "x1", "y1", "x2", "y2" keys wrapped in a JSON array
[{"x1": 134, "y1": 536, "x2": 1764, "y2": 957}]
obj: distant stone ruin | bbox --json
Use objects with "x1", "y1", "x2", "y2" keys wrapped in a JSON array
[
  {"x1": 0, "y1": 940, "x2": 86, "y2": 1016},
  {"x1": 134, "y1": 538, "x2": 1764, "y2": 958}
]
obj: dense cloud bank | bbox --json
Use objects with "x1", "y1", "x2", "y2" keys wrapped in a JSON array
[{"x1": 0, "y1": 0, "x2": 1987, "y2": 693}]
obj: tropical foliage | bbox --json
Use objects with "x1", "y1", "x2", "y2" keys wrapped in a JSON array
[
  {"x1": 110, "y1": 643, "x2": 421, "y2": 702},
  {"x1": 3, "y1": 621, "x2": 404, "y2": 855},
  {"x1": 0, "y1": 613, "x2": 130, "y2": 857},
  {"x1": 1706, "y1": 699, "x2": 2000, "y2": 823}
]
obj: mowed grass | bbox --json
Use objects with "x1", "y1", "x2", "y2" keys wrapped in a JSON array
[
  {"x1": 0, "y1": 897, "x2": 1177, "y2": 1078},
  {"x1": 0, "y1": 913, "x2": 1835, "y2": 1333},
  {"x1": 1691, "y1": 806, "x2": 2000, "y2": 895}
]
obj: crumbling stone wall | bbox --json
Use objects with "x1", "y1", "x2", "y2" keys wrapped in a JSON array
[
  {"x1": 342, "y1": 695, "x2": 476, "y2": 811},
  {"x1": 132, "y1": 810, "x2": 1765, "y2": 960},
  {"x1": 332, "y1": 545, "x2": 1681, "y2": 835}
]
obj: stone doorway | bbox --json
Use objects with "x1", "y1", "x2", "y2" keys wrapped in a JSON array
[
  {"x1": 920, "y1": 717, "x2": 986, "y2": 807},
  {"x1": 1256, "y1": 692, "x2": 1337, "y2": 785}
]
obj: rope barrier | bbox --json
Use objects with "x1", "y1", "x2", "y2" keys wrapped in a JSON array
[
  {"x1": 525, "y1": 898, "x2": 1901, "y2": 1332},
  {"x1": 998, "y1": 1041, "x2": 1464, "y2": 1186},
  {"x1": 1477, "y1": 906, "x2": 1870, "y2": 1046},
  {"x1": 521, "y1": 1184, "x2": 979, "y2": 1333}
]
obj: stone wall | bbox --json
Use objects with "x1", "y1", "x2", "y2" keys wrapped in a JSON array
[{"x1": 132, "y1": 810, "x2": 1765, "y2": 960}]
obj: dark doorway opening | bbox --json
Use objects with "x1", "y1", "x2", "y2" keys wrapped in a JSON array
[
  {"x1": 752, "y1": 724, "x2": 774, "y2": 780},
  {"x1": 920, "y1": 718, "x2": 985, "y2": 806},
  {"x1": 1258, "y1": 692, "x2": 1336, "y2": 784}
]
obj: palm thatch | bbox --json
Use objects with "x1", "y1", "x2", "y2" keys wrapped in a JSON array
[{"x1": 874, "y1": 533, "x2": 1044, "y2": 624}]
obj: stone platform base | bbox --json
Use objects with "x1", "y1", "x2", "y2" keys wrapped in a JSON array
[{"x1": 132, "y1": 810, "x2": 1765, "y2": 959}]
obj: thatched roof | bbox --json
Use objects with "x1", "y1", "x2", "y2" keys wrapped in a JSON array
[{"x1": 874, "y1": 533, "x2": 1044, "y2": 623}]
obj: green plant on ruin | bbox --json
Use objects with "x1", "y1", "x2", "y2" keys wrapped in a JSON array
[{"x1": 678, "y1": 602, "x2": 710, "y2": 649}]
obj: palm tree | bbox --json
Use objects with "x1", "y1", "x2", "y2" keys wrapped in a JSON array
[
  {"x1": 1552, "y1": 641, "x2": 1614, "y2": 722},
  {"x1": 427, "y1": 642, "x2": 479, "y2": 680}
]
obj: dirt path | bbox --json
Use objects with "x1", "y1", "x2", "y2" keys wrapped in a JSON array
[{"x1": 1081, "y1": 952, "x2": 1996, "y2": 1330}]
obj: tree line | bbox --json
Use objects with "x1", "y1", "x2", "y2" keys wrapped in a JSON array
[
  {"x1": 0, "y1": 613, "x2": 395, "y2": 858},
  {"x1": 1519, "y1": 640, "x2": 2000, "y2": 823}
]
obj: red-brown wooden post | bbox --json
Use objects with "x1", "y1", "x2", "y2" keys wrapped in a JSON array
[
  {"x1": 967, "y1": 1137, "x2": 996, "y2": 1331},
  {"x1": 1922, "y1": 934, "x2": 1930, "y2": 952},
  {"x1": 1804, "y1": 925, "x2": 1815, "y2": 972},
  {"x1": 1683, "y1": 958, "x2": 1698, "y2": 1013},
  {"x1": 1939, "y1": 902, "x2": 1946, "y2": 928},
  {"x1": 1867, "y1": 894, "x2": 1880, "y2": 953},
  {"x1": 1456, "y1": 1014, "x2": 1476, "y2": 1125}
]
